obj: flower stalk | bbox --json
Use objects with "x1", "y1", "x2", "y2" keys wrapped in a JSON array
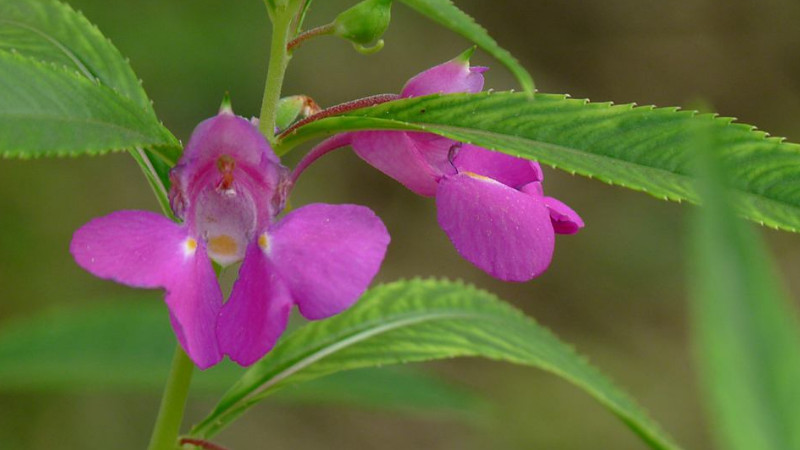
[
  {"x1": 147, "y1": 346, "x2": 195, "y2": 450},
  {"x1": 259, "y1": 4, "x2": 296, "y2": 143}
]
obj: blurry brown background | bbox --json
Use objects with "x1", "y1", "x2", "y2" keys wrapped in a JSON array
[{"x1": 1, "y1": 0, "x2": 800, "y2": 448}]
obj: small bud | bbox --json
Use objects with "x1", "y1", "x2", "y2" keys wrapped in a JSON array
[
  {"x1": 333, "y1": 0, "x2": 392, "y2": 52},
  {"x1": 275, "y1": 95, "x2": 321, "y2": 131}
]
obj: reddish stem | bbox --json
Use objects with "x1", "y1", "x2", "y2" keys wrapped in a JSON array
[
  {"x1": 278, "y1": 93, "x2": 400, "y2": 140},
  {"x1": 179, "y1": 438, "x2": 229, "y2": 450},
  {"x1": 287, "y1": 23, "x2": 335, "y2": 52}
]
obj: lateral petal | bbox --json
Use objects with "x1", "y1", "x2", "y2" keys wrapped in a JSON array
[
  {"x1": 436, "y1": 174, "x2": 555, "y2": 281},
  {"x1": 70, "y1": 210, "x2": 191, "y2": 288},
  {"x1": 270, "y1": 204, "x2": 390, "y2": 320},
  {"x1": 70, "y1": 210, "x2": 222, "y2": 368}
]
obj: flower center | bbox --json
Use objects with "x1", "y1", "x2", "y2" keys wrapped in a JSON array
[
  {"x1": 216, "y1": 154, "x2": 236, "y2": 191},
  {"x1": 208, "y1": 234, "x2": 238, "y2": 258},
  {"x1": 194, "y1": 186, "x2": 257, "y2": 266}
]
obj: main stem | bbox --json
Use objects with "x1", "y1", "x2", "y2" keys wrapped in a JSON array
[
  {"x1": 147, "y1": 346, "x2": 195, "y2": 450},
  {"x1": 259, "y1": 5, "x2": 295, "y2": 144}
]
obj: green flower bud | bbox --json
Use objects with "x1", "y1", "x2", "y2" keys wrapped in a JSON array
[
  {"x1": 333, "y1": 0, "x2": 392, "y2": 49},
  {"x1": 275, "y1": 95, "x2": 320, "y2": 131}
]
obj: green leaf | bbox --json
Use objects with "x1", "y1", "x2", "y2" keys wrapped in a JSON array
[
  {"x1": 0, "y1": 0, "x2": 179, "y2": 205},
  {"x1": 191, "y1": 279, "x2": 680, "y2": 450},
  {"x1": 276, "y1": 92, "x2": 800, "y2": 233},
  {"x1": 0, "y1": 0, "x2": 153, "y2": 112},
  {"x1": 396, "y1": 0, "x2": 534, "y2": 93},
  {"x1": 0, "y1": 301, "x2": 482, "y2": 416},
  {"x1": 0, "y1": 51, "x2": 178, "y2": 158},
  {"x1": 689, "y1": 138, "x2": 800, "y2": 449}
]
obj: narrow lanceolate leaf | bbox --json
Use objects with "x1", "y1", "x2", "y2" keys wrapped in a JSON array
[
  {"x1": 0, "y1": 51, "x2": 178, "y2": 158},
  {"x1": 0, "y1": 0, "x2": 153, "y2": 112},
  {"x1": 690, "y1": 147, "x2": 800, "y2": 450},
  {"x1": 191, "y1": 279, "x2": 680, "y2": 450},
  {"x1": 397, "y1": 0, "x2": 534, "y2": 94},
  {"x1": 0, "y1": 301, "x2": 483, "y2": 417},
  {"x1": 276, "y1": 92, "x2": 800, "y2": 233}
]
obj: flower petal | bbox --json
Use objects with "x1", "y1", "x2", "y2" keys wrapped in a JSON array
[
  {"x1": 217, "y1": 242, "x2": 292, "y2": 366},
  {"x1": 169, "y1": 112, "x2": 288, "y2": 225},
  {"x1": 453, "y1": 144, "x2": 543, "y2": 188},
  {"x1": 165, "y1": 244, "x2": 224, "y2": 369},
  {"x1": 520, "y1": 182, "x2": 584, "y2": 234},
  {"x1": 401, "y1": 57, "x2": 486, "y2": 98},
  {"x1": 270, "y1": 204, "x2": 390, "y2": 320},
  {"x1": 436, "y1": 174, "x2": 555, "y2": 281},
  {"x1": 181, "y1": 112, "x2": 279, "y2": 168},
  {"x1": 351, "y1": 131, "x2": 442, "y2": 196},
  {"x1": 544, "y1": 196, "x2": 585, "y2": 235},
  {"x1": 70, "y1": 210, "x2": 190, "y2": 287},
  {"x1": 70, "y1": 210, "x2": 222, "y2": 368}
]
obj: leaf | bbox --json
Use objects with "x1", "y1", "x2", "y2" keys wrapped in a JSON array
[
  {"x1": 276, "y1": 92, "x2": 800, "y2": 233},
  {"x1": 0, "y1": 0, "x2": 153, "y2": 111},
  {"x1": 0, "y1": 0, "x2": 180, "y2": 204},
  {"x1": 0, "y1": 301, "x2": 482, "y2": 416},
  {"x1": 396, "y1": 0, "x2": 535, "y2": 94},
  {"x1": 689, "y1": 137, "x2": 800, "y2": 449},
  {"x1": 190, "y1": 279, "x2": 680, "y2": 450},
  {"x1": 274, "y1": 367, "x2": 485, "y2": 417},
  {"x1": 0, "y1": 51, "x2": 178, "y2": 158}
]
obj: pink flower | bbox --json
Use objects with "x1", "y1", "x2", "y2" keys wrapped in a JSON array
[
  {"x1": 294, "y1": 51, "x2": 583, "y2": 281},
  {"x1": 70, "y1": 106, "x2": 390, "y2": 368}
]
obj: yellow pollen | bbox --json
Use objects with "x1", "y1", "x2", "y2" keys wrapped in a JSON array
[
  {"x1": 462, "y1": 171, "x2": 494, "y2": 182},
  {"x1": 208, "y1": 235, "x2": 238, "y2": 256},
  {"x1": 258, "y1": 233, "x2": 270, "y2": 251}
]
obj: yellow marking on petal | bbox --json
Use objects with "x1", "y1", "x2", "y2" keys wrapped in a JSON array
[
  {"x1": 208, "y1": 235, "x2": 238, "y2": 256},
  {"x1": 258, "y1": 233, "x2": 270, "y2": 252},
  {"x1": 462, "y1": 171, "x2": 495, "y2": 182},
  {"x1": 183, "y1": 237, "x2": 198, "y2": 256}
]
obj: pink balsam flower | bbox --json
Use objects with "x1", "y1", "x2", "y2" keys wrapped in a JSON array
[
  {"x1": 71, "y1": 105, "x2": 390, "y2": 368},
  {"x1": 294, "y1": 51, "x2": 583, "y2": 282}
]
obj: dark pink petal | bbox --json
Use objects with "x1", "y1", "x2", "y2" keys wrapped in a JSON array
[
  {"x1": 170, "y1": 111, "x2": 288, "y2": 227},
  {"x1": 520, "y1": 181, "x2": 544, "y2": 197},
  {"x1": 543, "y1": 196, "x2": 585, "y2": 235},
  {"x1": 520, "y1": 182, "x2": 585, "y2": 235},
  {"x1": 270, "y1": 204, "x2": 390, "y2": 320},
  {"x1": 401, "y1": 57, "x2": 486, "y2": 98},
  {"x1": 351, "y1": 131, "x2": 442, "y2": 196},
  {"x1": 217, "y1": 243, "x2": 292, "y2": 366},
  {"x1": 70, "y1": 210, "x2": 222, "y2": 368},
  {"x1": 181, "y1": 111, "x2": 279, "y2": 167},
  {"x1": 436, "y1": 174, "x2": 555, "y2": 281},
  {"x1": 453, "y1": 144, "x2": 543, "y2": 188},
  {"x1": 407, "y1": 132, "x2": 459, "y2": 176},
  {"x1": 165, "y1": 245, "x2": 224, "y2": 369}
]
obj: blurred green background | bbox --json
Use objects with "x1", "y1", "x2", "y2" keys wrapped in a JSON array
[{"x1": 2, "y1": 0, "x2": 800, "y2": 448}]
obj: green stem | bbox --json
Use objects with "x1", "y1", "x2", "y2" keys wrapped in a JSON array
[
  {"x1": 147, "y1": 346, "x2": 195, "y2": 450},
  {"x1": 259, "y1": 4, "x2": 295, "y2": 144}
]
